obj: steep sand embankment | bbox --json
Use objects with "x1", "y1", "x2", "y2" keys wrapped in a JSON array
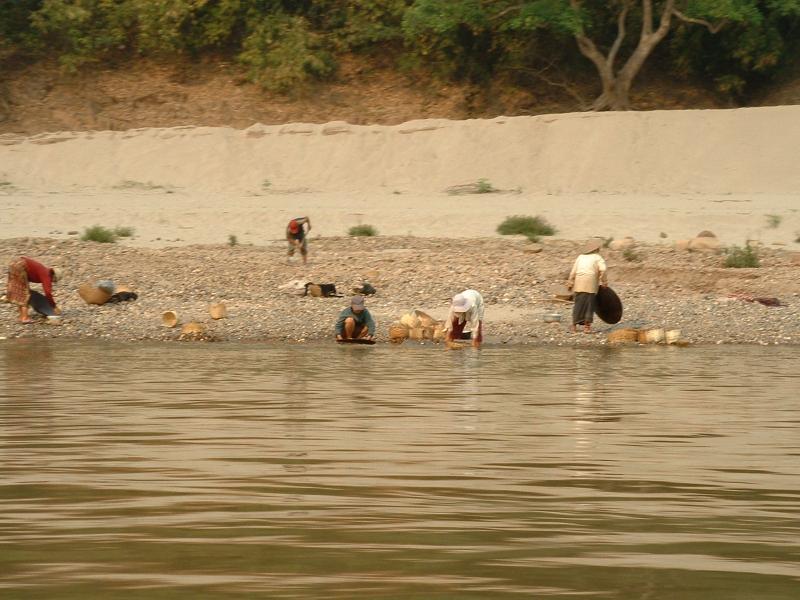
[{"x1": 1, "y1": 107, "x2": 799, "y2": 247}]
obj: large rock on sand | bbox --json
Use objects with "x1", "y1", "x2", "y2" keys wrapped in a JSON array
[
  {"x1": 688, "y1": 236, "x2": 722, "y2": 252},
  {"x1": 609, "y1": 237, "x2": 635, "y2": 251}
]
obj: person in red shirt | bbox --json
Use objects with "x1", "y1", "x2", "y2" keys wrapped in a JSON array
[
  {"x1": 286, "y1": 216, "x2": 311, "y2": 265},
  {"x1": 5, "y1": 257, "x2": 62, "y2": 323}
]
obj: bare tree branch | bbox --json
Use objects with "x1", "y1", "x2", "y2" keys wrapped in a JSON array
[
  {"x1": 673, "y1": 9, "x2": 727, "y2": 33},
  {"x1": 607, "y1": 1, "x2": 632, "y2": 71},
  {"x1": 642, "y1": 0, "x2": 653, "y2": 36},
  {"x1": 503, "y1": 63, "x2": 590, "y2": 110}
]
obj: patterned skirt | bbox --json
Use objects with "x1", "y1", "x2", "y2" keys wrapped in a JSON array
[{"x1": 6, "y1": 258, "x2": 30, "y2": 306}]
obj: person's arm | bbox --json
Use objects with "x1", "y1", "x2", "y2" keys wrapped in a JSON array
[
  {"x1": 472, "y1": 321, "x2": 483, "y2": 348},
  {"x1": 42, "y1": 271, "x2": 56, "y2": 307},
  {"x1": 567, "y1": 259, "x2": 577, "y2": 289},
  {"x1": 335, "y1": 310, "x2": 347, "y2": 338},
  {"x1": 597, "y1": 256, "x2": 608, "y2": 287},
  {"x1": 365, "y1": 310, "x2": 376, "y2": 338}
]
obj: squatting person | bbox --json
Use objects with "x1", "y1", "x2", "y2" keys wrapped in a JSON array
[{"x1": 335, "y1": 295, "x2": 376, "y2": 341}]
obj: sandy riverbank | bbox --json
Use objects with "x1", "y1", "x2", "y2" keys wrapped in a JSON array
[
  {"x1": 2, "y1": 236, "x2": 799, "y2": 346},
  {"x1": 2, "y1": 107, "x2": 799, "y2": 345}
]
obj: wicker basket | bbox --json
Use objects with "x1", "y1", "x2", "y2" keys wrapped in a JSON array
[
  {"x1": 388, "y1": 323, "x2": 409, "y2": 343},
  {"x1": 181, "y1": 322, "x2": 206, "y2": 335},
  {"x1": 161, "y1": 311, "x2": 179, "y2": 328},
  {"x1": 78, "y1": 283, "x2": 112, "y2": 305},
  {"x1": 209, "y1": 302, "x2": 227, "y2": 319},
  {"x1": 608, "y1": 328, "x2": 639, "y2": 344}
]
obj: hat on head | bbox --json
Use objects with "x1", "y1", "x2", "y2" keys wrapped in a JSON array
[
  {"x1": 351, "y1": 295, "x2": 365, "y2": 309},
  {"x1": 581, "y1": 238, "x2": 602, "y2": 254},
  {"x1": 288, "y1": 220, "x2": 300, "y2": 233},
  {"x1": 51, "y1": 267, "x2": 63, "y2": 283},
  {"x1": 451, "y1": 292, "x2": 473, "y2": 313}
]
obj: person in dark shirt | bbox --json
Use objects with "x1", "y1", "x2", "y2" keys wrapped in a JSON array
[
  {"x1": 286, "y1": 216, "x2": 311, "y2": 265},
  {"x1": 335, "y1": 295, "x2": 376, "y2": 341},
  {"x1": 6, "y1": 257, "x2": 62, "y2": 323}
]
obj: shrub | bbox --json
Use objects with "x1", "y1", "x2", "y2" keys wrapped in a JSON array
[
  {"x1": 239, "y1": 13, "x2": 335, "y2": 92},
  {"x1": 228, "y1": 234, "x2": 238, "y2": 246},
  {"x1": 724, "y1": 244, "x2": 760, "y2": 268},
  {"x1": 81, "y1": 225, "x2": 117, "y2": 243},
  {"x1": 348, "y1": 224, "x2": 378, "y2": 237},
  {"x1": 113, "y1": 226, "x2": 135, "y2": 238},
  {"x1": 765, "y1": 214, "x2": 782, "y2": 229},
  {"x1": 602, "y1": 236, "x2": 614, "y2": 248},
  {"x1": 446, "y1": 179, "x2": 499, "y2": 195},
  {"x1": 622, "y1": 247, "x2": 641, "y2": 262},
  {"x1": 496, "y1": 215, "x2": 556, "y2": 242},
  {"x1": 476, "y1": 178, "x2": 496, "y2": 193}
]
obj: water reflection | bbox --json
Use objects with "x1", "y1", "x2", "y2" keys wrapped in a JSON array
[{"x1": 0, "y1": 340, "x2": 798, "y2": 599}]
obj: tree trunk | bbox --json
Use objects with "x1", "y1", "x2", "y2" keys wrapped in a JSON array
[{"x1": 573, "y1": 0, "x2": 675, "y2": 111}]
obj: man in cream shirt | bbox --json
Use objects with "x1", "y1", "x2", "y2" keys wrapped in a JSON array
[{"x1": 567, "y1": 239, "x2": 608, "y2": 333}]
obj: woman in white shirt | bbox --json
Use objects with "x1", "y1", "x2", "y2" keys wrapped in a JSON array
[
  {"x1": 566, "y1": 239, "x2": 608, "y2": 333},
  {"x1": 444, "y1": 289, "x2": 484, "y2": 348}
]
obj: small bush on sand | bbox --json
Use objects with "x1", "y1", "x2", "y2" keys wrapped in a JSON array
[
  {"x1": 446, "y1": 179, "x2": 499, "y2": 195},
  {"x1": 349, "y1": 224, "x2": 377, "y2": 237},
  {"x1": 622, "y1": 247, "x2": 641, "y2": 262},
  {"x1": 497, "y1": 215, "x2": 556, "y2": 242},
  {"x1": 81, "y1": 225, "x2": 117, "y2": 243},
  {"x1": 228, "y1": 234, "x2": 238, "y2": 246},
  {"x1": 725, "y1": 244, "x2": 760, "y2": 268},
  {"x1": 602, "y1": 236, "x2": 614, "y2": 248},
  {"x1": 113, "y1": 226, "x2": 135, "y2": 238},
  {"x1": 765, "y1": 214, "x2": 782, "y2": 229}
]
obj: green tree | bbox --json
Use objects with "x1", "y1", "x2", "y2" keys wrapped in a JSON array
[{"x1": 404, "y1": 0, "x2": 800, "y2": 110}]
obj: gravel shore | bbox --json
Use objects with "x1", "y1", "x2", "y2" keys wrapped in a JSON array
[{"x1": 2, "y1": 236, "x2": 799, "y2": 346}]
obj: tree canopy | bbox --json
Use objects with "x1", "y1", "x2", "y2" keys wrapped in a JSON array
[{"x1": 2, "y1": 0, "x2": 799, "y2": 107}]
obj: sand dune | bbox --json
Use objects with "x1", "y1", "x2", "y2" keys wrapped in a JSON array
[{"x1": 1, "y1": 107, "x2": 799, "y2": 246}]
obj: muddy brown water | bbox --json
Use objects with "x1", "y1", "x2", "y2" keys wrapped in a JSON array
[{"x1": 1, "y1": 340, "x2": 798, "y2": 599}]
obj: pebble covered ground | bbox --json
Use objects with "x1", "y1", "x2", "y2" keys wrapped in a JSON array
[{"x1": 1, "y1": 235, "x2": 799, "y2": 346}]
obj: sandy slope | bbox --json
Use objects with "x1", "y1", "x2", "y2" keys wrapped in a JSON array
[{"x1": 1, "y1": 107, "x2": 799, "y2": 247}]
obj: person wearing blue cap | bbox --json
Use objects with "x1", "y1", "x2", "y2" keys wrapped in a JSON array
[{"x1": 335, "y1": 295, "x2": 376, "y2": 341}]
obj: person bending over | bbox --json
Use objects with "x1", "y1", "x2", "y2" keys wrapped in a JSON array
[
  {"x1": 286, "y1": 216, "x2": 311, "y2": 265},
  {"x1": 6, "y1": 257, "x2": 62, "y2": 324},
  {"x1": 444, "y1": 289, "x2": 484, "y2": 348}
]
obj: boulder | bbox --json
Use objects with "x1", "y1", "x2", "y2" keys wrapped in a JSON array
[
  {"x1": 688, "y1": 237, "x2": 722, "y2": 252},
  {"x1": 609, "y1": 237, "x2": 635, "y2": 251},
  {"x1": 675, "y1": 239, "x2": 691, "y2": 251},
  {"x1": 696, "y1": 230, "x2": 717, "y2": 238}
]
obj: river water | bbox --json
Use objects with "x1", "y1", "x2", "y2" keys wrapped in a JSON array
[{"x1": 1, "y1": 340, "x2": 798, "y2": 599}]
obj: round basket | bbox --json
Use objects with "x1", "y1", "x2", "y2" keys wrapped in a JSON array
[
  {"x1": 161, "y1": 311, "x2": 179, "y2": 328},
  {"x1": 181, "y1": 322, "x2": 206, "y2": 335},
  {"x1": 608, "y1": 328, "x2": 639, "y2": 344},
  {"x1": 209, "y1": 302, "x2": 227, "y2": 320},
  {"x1": 413, "y1": 310, "x2": 437, "y2": 328},
  {"x1": 78, "y1": 283, "x2": 112, "y2": 305}
]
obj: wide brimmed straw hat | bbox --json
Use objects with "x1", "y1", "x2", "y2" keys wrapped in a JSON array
[
  {"x1": 451, "y1": 293, "x2": 473, "y2": 313},
  {"x1": 581, "y1": 238, "x2": 603, "y2": 254}
]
